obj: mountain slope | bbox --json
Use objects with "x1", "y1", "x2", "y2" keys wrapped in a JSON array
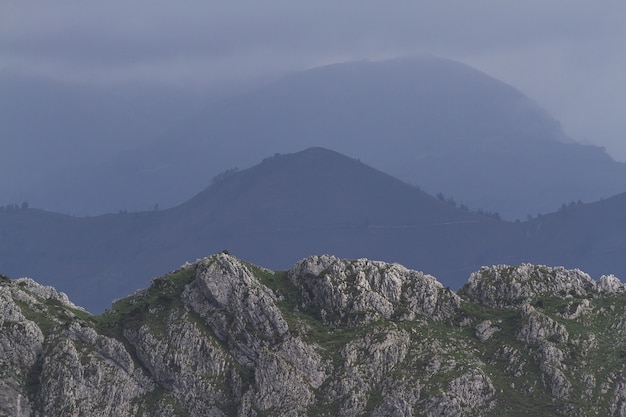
[
  {"x1": 521, "y1": 192, "x2": 626, "y2": 275},
  {"x1": 33, "y1": 55, "x2": 626, "y2": 219},
  {"x1": 2, "y1": 253, "x2": 626, "y2": 416},
  {"x1": 163, "y1": 147, "x2": 516, "y2": 280},
  {"x1": 3, "y1": 147, "x2": 626, "y2": 313},
  {"x1": 0, "y1": 148, "x2": 511, "y2": 312}
]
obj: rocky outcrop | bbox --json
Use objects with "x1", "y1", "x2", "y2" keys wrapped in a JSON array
[
  {"x1": 423, "y1": 369, "x2": 496, "y2": 416},
  {"x1": 0, "y1": 279, "x2": 44, "y2": 417},
  {"x1": 459, "y1": 263, "x2": 598, "y2": 307},
  {"x1": 475, "y1": 320, "x2": 500, "y2": 341},
  {"x1": 287, "y1": 255, "x2": 461, "y2": 325},
  {"x1": 0, "y1": 276, "x2": 153, "y2": 417},
  {"x1": 35, "y1": 324, "x2": 153, "y2": 417},
  {"x1": 1, "y1": 256, "x2": 626, "y2": 416},
  {"x1": 517, "y1": 303, "x2": 571, "y2": 399},
  {"x1": 598, "y1": 274, "x2": 626, "y2": 293}
]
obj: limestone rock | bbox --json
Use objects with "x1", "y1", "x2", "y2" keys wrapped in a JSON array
[
  {"x1": 460, "y1": 263, "x2": 596, "y2": 308},
  {"x1": 475, "y1": 320, "x2": 501, "y2": 341},
  {"x1": 288, "y1": 255, "x2": 461, "y2": 325},
  {"x1": 423, "y1": 369, "x2": 495, "y2": 416},
  {"x1": 598, "y1": 274, "x2": 626, "y2": 294},
  {"x1": 1, "y1": 256, "x2": 626, "y2": 416}
]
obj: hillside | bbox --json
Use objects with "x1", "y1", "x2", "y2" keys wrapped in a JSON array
[
  {"x1": 521, "y1": 192, "x2": 626, "y2": 275},
  {"x1": 29, "y1": 55, "x2": 626, "y2": 219},
  {"x1": 2, "y1": 253, "x2": 626, "y2": 416},
  {"x1": 3, "y1": 147, "x2": 626, "y2": 313},
  {"x1": 0, "y1": 148, "x2": 512, "y2": 312}
]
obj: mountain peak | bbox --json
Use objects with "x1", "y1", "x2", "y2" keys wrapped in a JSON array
[
  {"x1": 182, "y1": 146, "x2": 480, "y2": 229},
  {"x1": 22, "y1": 55, "x2": 626, "y2": 220}
]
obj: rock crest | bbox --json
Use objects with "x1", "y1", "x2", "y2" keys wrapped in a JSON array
[{"x1": 1, "y1": 256, "x2": 626, "y2": 416}]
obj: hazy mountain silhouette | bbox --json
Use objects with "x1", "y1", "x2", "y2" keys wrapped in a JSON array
[
  {"x1": 30, "y1": 55, "x2": 626, "y2": 219},
  {"x1": 0, "y1": 148, "x2": 511, "y2": 312},
  {"x1": 0, "y1": 70, "x2": 227, "y2": 213},
  {"x1": 520, "y1": 193, "x2": 626, "y2": 276},
  {"x1": 2, "y1": 147, "x2": 626, "y2": 313}
]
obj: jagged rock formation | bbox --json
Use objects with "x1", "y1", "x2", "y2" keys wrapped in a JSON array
[{"x1": 2, "y1": 254, "x2": 626, "y2": 416}]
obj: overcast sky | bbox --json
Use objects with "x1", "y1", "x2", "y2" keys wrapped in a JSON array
[{"x1": 2, "y1": 1, "x2": 625, "y2": 160}]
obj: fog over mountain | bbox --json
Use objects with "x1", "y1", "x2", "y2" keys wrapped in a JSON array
[
  {"x1": 0, "y1": 70, "x2": 253, "y2": 213},
  {"x1": 16, "y1": 55, "x2": 626, "y2": 220},
  {"x1": 3, "y1": 1, "x2": 625, "y2": 162},
  {"x1": 3, "y1": 1, "x2": 625, "y2": 217}
]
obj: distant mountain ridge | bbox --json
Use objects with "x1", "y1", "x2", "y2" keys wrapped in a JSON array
[
  {"x1": 24, "y1": 55, "x2": 626, "y2": 218},
  {"x1": 2, "y1": 147, "x2": 626, "y2": 313},
  {"x1": 0, "y1": 147, "x2": 507, "y2": 311}
]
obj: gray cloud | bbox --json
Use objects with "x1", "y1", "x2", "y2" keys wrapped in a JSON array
[{"x1": 2, "y1": 0, "x2": 625, "y2": 159}]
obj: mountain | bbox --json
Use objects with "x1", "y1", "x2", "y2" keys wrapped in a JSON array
[
  {"x1": 2, "y1": 253, "x2": 626, "y2": 416},
  {"x1": 0, "y1": 147, "x2": 511, "y2": 312},
  {"x1": 30, "y1": 55, "x2": 626, "y2": 219},
  {"x1": 3, "y1": 146, "x2": 626, "y2": 313},
  {"x1": 521, "y1": 192, "x2": 626, "y2": 275}
]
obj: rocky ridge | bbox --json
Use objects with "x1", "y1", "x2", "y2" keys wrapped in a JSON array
[{"x1": 1, "y1": 254, "x2": 626, "y2": 416}]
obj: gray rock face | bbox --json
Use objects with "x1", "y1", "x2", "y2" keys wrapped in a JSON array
[
  {"x1": 475, "y1": 320, "x2": 501, "y2": 341},
  {"x1": 0, "y1": 276, "x2": 153, "y2": 417},
  {"x1": 1, "y1": 256, "x2": 626, "y2": 416},
  {"x1": 288, "y1": 255, "x2": 461, "y2": 325},
  {"x1": 0, "y1": 283, "x2": 44, "y2": 417},
  {"x1": 598, "y1": 274, "x2": 626, "y2": 293},
  {"x1": 423, "y1": 369, "x2": 496, "y2": 416},
  {"x1": 35, "y1": 328, "x2": 153, "y2": 417},
  {"x1": 459, "y1": 263, "x2": 598, "y2": 308},
  {"x1": 182, "y1": 254, "x2": 290, "y2": 364},
  {"x1": 517, "y1": 303, "x2": 572, "y2": 399}
]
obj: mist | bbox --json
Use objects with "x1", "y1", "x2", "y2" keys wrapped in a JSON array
[{"x1": 2, "y1": 1, "x2": 625, "y2": 211}]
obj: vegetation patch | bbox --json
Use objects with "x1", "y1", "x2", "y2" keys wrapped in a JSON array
[{"x1": 95, "y1": 265, "x2": 197, "y2": 339}]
